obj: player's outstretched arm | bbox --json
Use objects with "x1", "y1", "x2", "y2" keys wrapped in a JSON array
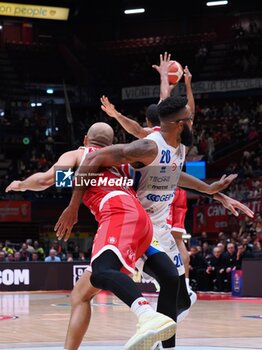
[
  {"x1": 152, "y1": 51, "x2": 177, "y2": 101},
  {"x1": 79, "y1": 139, "x2": 157, "y2": 172},
  {"x1": 178, "y1": 171, "x2": 238, "y2": 195},
  {"x1": 101, "y1": 96, "x2": 152, "y2": 138},
  {"x1": 5, "y1": 150, "x2": 79, "y2": 192},
  {"x1": 213, "y1": 192, "x2": 254, "y2": 218},
  {"x1": 184, "y1": 66, "x2": 195, "y2": 119}
]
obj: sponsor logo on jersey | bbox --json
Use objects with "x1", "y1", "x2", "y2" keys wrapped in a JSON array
[
  {"x1": 55, "y1": 169, "x2": 74, "y2": 187},
  {"x1": 108, "y1": 236, "x2": 117, "y2": 244},
  {"x1": 149, "y1": 176, "x2": 170, "y2": 182},
  {"x1": 151, "y1": 239, "x2": 160, "y2": 247},
  {"x1": 171, "y1": 162, "x2": 177, "y2": 171},
  {"x1": 146, "y1": 193, "x2": 174, "y2": 202}
]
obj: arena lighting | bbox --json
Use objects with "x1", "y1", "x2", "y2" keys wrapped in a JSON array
[
  {"x1": 206, "y1": 1, "x2": 228, "y2": 6},
  {"x1": 46, "y1": 88, "x2": 54, "y2": 94},
  {"x1": 124, "y1": 8, "x2": 145, "y2": 14},
  {"x1": 31, "y1": 102, "x2": 42, "y2": 107}
]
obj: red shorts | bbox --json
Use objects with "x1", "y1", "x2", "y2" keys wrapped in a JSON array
[
  {"x1": 167, "y1": 187, "x2": 187, "y2": 233},
  {"x1": 91, "y1": 192, "x2": 153, "y2": 274}
]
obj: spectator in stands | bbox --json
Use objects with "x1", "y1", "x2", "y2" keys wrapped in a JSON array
[
  {"x1": 19, "y1": 243, "x2": 30, "y2": 261},
  {"x1": 66, "y1": 252, "x2": 74, "y2": 262},
  {"x1": 217, "y1": 242, "x2": 226, "y2": 255},
  {"x1": 222, "y1": 242, "x2": 237, "y2": 291},
  {"x1": 189, "y1": 246, "x2": 207, "y2": 291},
  {"x1": 3, "y1": 240, "x2": 15, "y2": 255},
  {"x1": 26, "y1": 239, "x2": 35, "y2": 254},
  {"x1": 197, "y1": 231, "x2": 211, "y2": 246},
  {"x1": 0, "y1": 251, "x2": 6, "y2": 262},
  {"x1": 14, "y1": 251, "x2": 22, "y2": 261},
  {"x1": 78, "y1": 252, "x2": 86, "y2": 262},
  {"x1": 31, "y1": 252, "x2": 39, "y2": 262},
  {"x1": 45, "y1": 249, "x2": 61, "y2": 262},
  {"x1": 235, "y1": 243, "x2": 253, "y2": 269},
  {"x1": 33, "y1": 240, "x2": 45, "y2": 261},
  {"x1": 202, "y1": 241, "x2": 212, "y2": 260},
  {"x1": 217, "y1": 232, "x2": 227, "y2": 245},
  {"x1": 205, "y1": 247, "x2": 224, "y2": 292},
  {"x1": 6, "y1": 253, "x2": 14, "y2": 262}
]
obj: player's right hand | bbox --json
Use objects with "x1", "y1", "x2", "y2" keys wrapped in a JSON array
[
  {"x1": 208, "y1": 174, "x2": 238, "y2": 194},
  {"x1": 100, "y1": 95, "x2": 119, "y2": 118},
  {"x1": 54, "y1": 206, "x2": 78, "y2": 242}
]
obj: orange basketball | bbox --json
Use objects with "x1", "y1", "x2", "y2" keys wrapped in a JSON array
[{"x1": 168, "y1": 60, "x2": 184, "y2": 85}]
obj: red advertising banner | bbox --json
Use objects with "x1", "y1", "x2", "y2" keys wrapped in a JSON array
[
  {"x1": 193, "y1": 198, "x2": 261, "y2": 234},
  {"x1": 0, "y1": 201, "x2": 31, "y2": 222}
]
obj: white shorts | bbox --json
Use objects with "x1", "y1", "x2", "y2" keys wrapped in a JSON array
[{"x1": 136, "y1": 223, "x2": 185, "y2": 279}]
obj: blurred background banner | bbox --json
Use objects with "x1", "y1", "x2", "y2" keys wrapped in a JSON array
[
  {"x1": 193, "y1": 199, "x2": 262, "y2": 233},
  {"x1": 0, "y1": 201, "x2": 31, "y2": 222},
  {"x1": 0, "y1": 2, "x2": 69, "y2": 20}
]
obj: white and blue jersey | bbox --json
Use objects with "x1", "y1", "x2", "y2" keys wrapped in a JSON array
[
  {"x1": 134, "y1": 131, "x2": 185, "y2": 226},
  {"x1": 133, "y1": 132, "x2": 186, "y2": 276}
]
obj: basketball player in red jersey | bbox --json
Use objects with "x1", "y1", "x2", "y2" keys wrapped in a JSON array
[{"x1": 6, "y1": 122, "x2": 178, "y2": 350}]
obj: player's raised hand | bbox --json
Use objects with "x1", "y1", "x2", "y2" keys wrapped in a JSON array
[
  {"x1": 184, "y1": 65, "x2": 192, "y2": 86},
  {"x1": 5, "y1": 180, "x2": 25, "y2": 192},
  {"x1": 152, "y1": 51, "x2": 173, "y2": 76},
  {"x1": 207, "y1": 174, "x2": 238, "y2": 194},
  {"x1": 54, "y1": 206, "x2": 78, "y2": 242},
  {"x1": 100, "y1": 95, "x2": 119, "y2": 118},
  {"x1": 214, "y1": 192, "x2": 254, "y2": 218}
]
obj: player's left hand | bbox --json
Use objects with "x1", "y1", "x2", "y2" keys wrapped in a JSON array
[
  {"x1": 54, "y1": 206, "x2": 78, "y2": 242},
  {"x1": 184, "y1": 65, "x2": 192, "y2": 86},
  {"x1": 208, "y1": 174, "x2": 238, "y2": 194},
  {"x1": 5, "y1": 180, "x2": 25, "y2": 192},
  {"x1": 214, "y1": 192, "x2": 254, "y2": 218}
]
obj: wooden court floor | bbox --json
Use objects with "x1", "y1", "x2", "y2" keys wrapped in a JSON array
[{"x1": 0, "y1": 291, "x2": 261, "y2": 350}]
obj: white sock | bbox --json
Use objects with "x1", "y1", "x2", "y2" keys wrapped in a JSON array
[
  {"x1": 185, "y1": 277, "x2": 191, "y2": 290},
  {"x1": 131, "y1": 297, "x2": 155, "y2": 318}
]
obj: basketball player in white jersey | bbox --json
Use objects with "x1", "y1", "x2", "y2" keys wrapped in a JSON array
[
  {"x1": 55, "y1": 95, "x2": 242, "y2": 350},
  {"x1": 100, "y1": 53, "x2": 196, "y2": 323}
]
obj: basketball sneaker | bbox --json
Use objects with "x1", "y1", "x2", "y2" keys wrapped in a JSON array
[
  {"x1": 124, "y1": 312, "x2": 176, "y2": 350},
  {"x1": 177, "y1": 290, "x2": 197, "y2": 323},
  {"x1": 151, "y1": 341, "x2": 162, "y2": 350}
]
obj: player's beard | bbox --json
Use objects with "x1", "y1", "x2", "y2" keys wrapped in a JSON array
[{"x1": 180, "y1": 124, "x2": 193, "y2": 147}]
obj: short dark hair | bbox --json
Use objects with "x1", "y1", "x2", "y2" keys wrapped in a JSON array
[
  {"x1": 146, "y1": 104, "x2": 160, "y2": 126},
  {"x1": 157, "y1": 96, "x2": 188, "y2": 121}
]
